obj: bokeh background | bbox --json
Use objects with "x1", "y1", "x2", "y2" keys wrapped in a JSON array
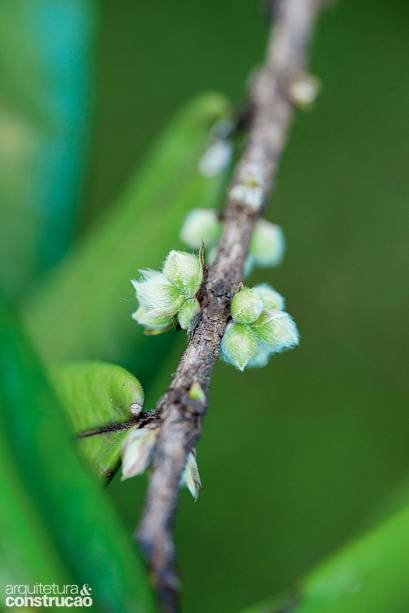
[{"x1": 1, "y1": 1, "x2": 408, "y2": 611}]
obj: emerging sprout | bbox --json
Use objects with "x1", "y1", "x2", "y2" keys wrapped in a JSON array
[
  {"x1": 221, "y1": 283, "x2": 299, "y2": 370},
  {"x1": 132, "y1": 250, "x2": 203, "y2": 333},
  {"x1": 180, "y1": 209, "x2": 221, "y2": 250},
  {"x1": 189, "y1": 381, "x2": 205, "y2": 402}
]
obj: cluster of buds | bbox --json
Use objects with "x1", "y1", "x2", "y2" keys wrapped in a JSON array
[
  {"x1": 131, "y1": 250, "x2": 203, "y2": 333},
  {"x1": 180, "y1": 208, "x2": 285, "y2": 275},
  {"x1": 221, "y1": 284, "x2": 299, "y2": 371},
  {"x1": 121, "y1": 425, "x2": 201, "y2": 499}
]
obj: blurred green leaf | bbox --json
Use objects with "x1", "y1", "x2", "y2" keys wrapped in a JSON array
[
  {"x1": 242, "y1": 505, "x2": 409, "y2": 613},
  {"x1": 0, "y1": 427, "x2": 70, "y2": 591},
  {"x1": 0, "y1": 298, "x2": 153, "y2": 612},
  {"x1": 23, "y1": 93, "x2": 231, "y2": 380},
  {"x1": 53, "y1": 361, "x2": 143, "y2": 480},
  {"x1": 0, "y1": 1, "x2": 97, "y2": 298}
]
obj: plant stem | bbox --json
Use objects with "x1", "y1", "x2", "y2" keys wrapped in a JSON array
[{"x1": 137, "y1": 1, "x2": 323, "y2": 609}]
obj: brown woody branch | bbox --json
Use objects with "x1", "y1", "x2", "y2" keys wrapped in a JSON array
[{"x1": 136, "y1": 1, "x2": 323, "y2": 609}]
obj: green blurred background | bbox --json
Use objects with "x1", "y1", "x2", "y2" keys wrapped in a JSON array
[{"x1": 1, "y1": 0, "x2": 409, "y2": 611}]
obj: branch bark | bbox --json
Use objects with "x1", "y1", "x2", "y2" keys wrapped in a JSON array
[{"x1": 137, "y1": 1, "x2": 322, "y2": 609}]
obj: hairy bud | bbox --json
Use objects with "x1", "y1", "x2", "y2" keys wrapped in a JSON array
[
  {"x1": 163, "y1": 250, "x2": 203, "y2": 298},
  {"x1": 252, "y1": 310, "x2": 299, "y2": 353},
  {"x1": 180, "y1": 208, "x2": 221, "y2": 250},
  {"x1": 181, "y1": 451, "x2": 202, "y2": 500},
  {"x1": 131, "y1": 270, "x2": 183, "y2": 317},
  {"x1": 121, "y1": 426, "x2": 158, "y2": 480},
  {"x1": 250, "y1": 220, "x2": 285, "y2": 268},
  {"x1": 253, "y1": 283, "x2": 285, "y2": 311},
  {"x1": 221, "y1": 322, "x2": 258, "y2": 371},
  {"x1": 231, "y1": 287, "x2": 263, "y2": 324},
  {"x1": 178, "y1": 297, "x2": 200, "y2": 330}
]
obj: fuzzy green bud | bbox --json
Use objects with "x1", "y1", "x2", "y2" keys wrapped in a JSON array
[
  {"x1": 181, "y1": 451, "x2": 202, "y2": 500},
  {"x1": 250, "y1": 220, "x2": 285, "y2": 268},
  {"x1": 131, "y1": 270, "x2": 183, "y2": 317},
  {"x1": 231, "y1": 287, "x2": 263, "y2": 324},
  {"x1": 253, "y1": 283, "x2": 285, "y2": 311},
  {"x1": 180, "y1": 209, "x2": 221, "y2": 250},
  {"x1": 221, "y1": 322, "x2": 258, "y2": 371},
  {"x1": 178, "y1": 297, "x2": 200, "y2": 330},
  {"x1": 163, "y1": 250, "x2": 203, "y2": 298},
  {"x1": 132, "y1": 306, "x2": 174, "y2": 330},
  {"x1": 121, "y1": 426, "x2": 158, "y2": 480},
  {"x1": 252, "y1": 309, "x2": 299, "y2": 353}
]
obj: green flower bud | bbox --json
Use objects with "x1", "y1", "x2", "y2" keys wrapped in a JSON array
[
  {"x1": 252, "y1": 309, "x2": 299, "y2": 353},
  {"x1": 163, "y1": 250, "x2": 203, "y2": 298},
  {"x1": 231, "y1": 287, "x2": 263, "y2": 324},
  {"x1": 188, "y1": 381, "x2": 205, "y2": 402},
  {"x1": 181, "y1": 451, "x2": 202, "y2": 500},
  {"x1": 253, "y1": 283, "x2": 285, "y2": 311},
  {"x1": 121, "y1": 426, "x2": 158, "y2": 480},
  {"x1": 131, "y1": 270, "x2": 183, "y2": 317},
  {"x1": 180, "y1": 209, "x2": 221, "y2": 250},
  {"x1": 178, "y1": 297, "x2": 200, "y2": 330},
  {"x1": 221, "y1": 322, "x2": 258, "y2": 371},
  {"x1": 250, "y1": 220, "x2": 285, "y2": 267},
  {"x1": 132, "y1": 306, "x2": 173, "y2": 330}
]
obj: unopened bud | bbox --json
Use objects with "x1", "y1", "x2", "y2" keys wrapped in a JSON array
[
  {"x1": 131, "y1": 270, "x2": 183, "y2": 317},
  {"x1": 121, "y1": 426, "x2": 158, "y2": 480},
  {"x1": 199, "y1": 139, "x2": 232, "y2": 177},
  {"x1": 252, "y1": 310, "x2": 299, "y2": 353},
  {"x1": 221, "y1": 322, "x2": 258, "y2": 371},
  {"x1": 231, "y1": 287, "x2": 264, "y2": 324},
  {"x1": 163, "y1": 250, "x2": 203, "y2": 298},
  {"x1": 181, "y1": 451, "x2": 202, "y2": 500},
  {"x1": 188, "y1": 381, "x2": 205, "y2": 402},
  {"x1": 253, "y1": 283, "x2": 285, "y2": 311},
  {"x1": 250, "y1": 220, "x2": 285, "y2": 267},
  {"x1": 178, "y1": 297, "x2": 201, "y2": 330},
  {"x1": 180, "y1": 209, "x2": 221, "y2": 250},
  {"x1": 289, "y1": 74, "x2": 321, "y2": 109}
]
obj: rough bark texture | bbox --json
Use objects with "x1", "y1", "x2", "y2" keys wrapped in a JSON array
[{"x1": 137, "y1": 1, "x2": 322, "y2": 609}]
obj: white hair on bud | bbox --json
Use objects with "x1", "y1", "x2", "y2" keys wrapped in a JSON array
[
  {"x1": 253, "y1": 283, "x2": 285, "y2": 311},
  {"x1": 252, "y1": 310, "x2": 299, "y2": 353},
  {"x1": 131, "y1": 270, "x2": 183, "y2": 317},
  {"x1": 221, "y1": 322, "x2": 258, "y2": 371},
  {"x1": 231, "y1": 287, "x2": 263, "y2": 325}
]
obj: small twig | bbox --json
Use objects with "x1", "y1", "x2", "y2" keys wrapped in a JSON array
[
  {"x1": 137, "y1": 1, "x2": 323, "y2": 609},
  {"x1": 76, "y1": 411, "x2": 160, "y2": 439}
]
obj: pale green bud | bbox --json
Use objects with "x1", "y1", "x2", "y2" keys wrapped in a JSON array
[
  {"x1": 132, "y1": 306, "x2": 174, "y2": 330},
  {"x1": 247, "y1": 346, "x2": 271, "y2": 369},
  {"x1": 221, "y1": 322, "x2": 258, "y2": 371},
  {"x1": 199, "y1": 139, "x2": 232, "y2": 177},
  {"x1": 289, "y1": 73, "x2": 321, "y2": 109},
  {"x1": 181, "y1": 451, "x2": 202, "y2": 500},
  {"x1": 252, "y1": 309, "x2": 299, "y2": 353},
  {"x1": 163, "y1": 250, "x2": 203, "y2": 298},
  {"x1": 231, "y1": 287, "x2": 263, "y2": 324},
  {"x1": 121, "y1": 426, "x2": 158, "y2": 480},
  {"x1": 178, "y1": 297, "x2": 201, "y2": 330},
  {"x1": 180, "y1": 209, "x2": 221, "y2": 250},
  {"x1": 253, "y1": 283, "x2": 285, "y2": 311},
  {"x1": 250, "y1": 220, "x2": 285, "y2": 267},
  {"x1": 131, "y1": 270, "x2": 183, "y2": 317}
]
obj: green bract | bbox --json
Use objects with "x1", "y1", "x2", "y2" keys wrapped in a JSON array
[
  {"x1": 132, "y1": 250, "x2": 203, "y2": 333},
  {"x1": 221, "y1": 283, "x2": 299, "y2": 370}
]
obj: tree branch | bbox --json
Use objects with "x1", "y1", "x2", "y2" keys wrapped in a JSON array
[{"x1": 137, "y1": 1, "x2": 323, "y2": 609}]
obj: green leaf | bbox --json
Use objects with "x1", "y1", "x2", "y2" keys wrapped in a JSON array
[
  {"x1": 242, "y1": 505, "x2": 409, "y2": 613},
  {"x1": 0, "y1": 298, "x2": 153, "y2": 612},
  {"x1": 53, "y1": 361, "x2": 143, "y2": 480},
  {"x1": 0, "y1": 426, "x2": 71, "y2": 589},
  {"x1": 0, "y1": 1, "x2": 97, "y2": 298},
  {"x1": 23, "y1": 94, "x2": 231, "y2": 381}
]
